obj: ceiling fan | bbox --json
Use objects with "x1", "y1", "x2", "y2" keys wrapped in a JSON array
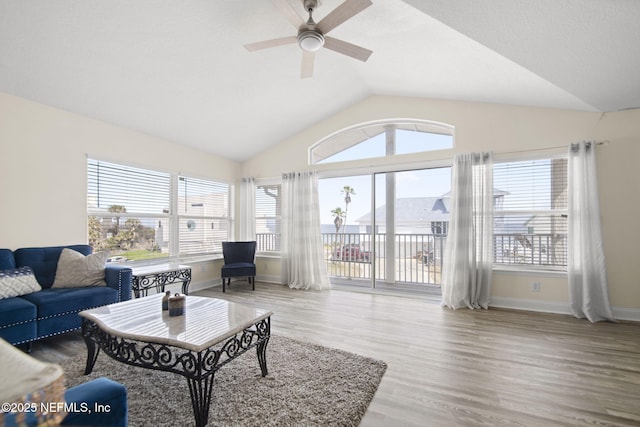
[{"x1": 244, "y1": 0, "x2": 373, "y2": 78}]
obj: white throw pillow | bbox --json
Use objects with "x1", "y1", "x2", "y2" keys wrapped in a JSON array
[
  {"x1": 0, "y1": 266, "x2": 42, "y2": 299},
  {"x1": 52, "y1": 249, "x2": 108, "y2": 288}
]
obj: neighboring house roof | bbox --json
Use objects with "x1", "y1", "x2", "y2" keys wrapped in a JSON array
[
  {"x1": 355, "y1": 190, "x2": 518, "y2": 228},
  {"x1": 356, "y1": 197, "x2": 451, "y2": 225}
]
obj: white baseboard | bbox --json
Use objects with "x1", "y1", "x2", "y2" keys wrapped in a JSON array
[
  {"x1": 612, "y1": 307, "x2": 640, "y2": 322},
  {"x1": 187, "y1": 279, "x2": 220, "y2": 292},
  {"x1": 490, "y1": 297, "x2": 572, "y2": 315},
  {"x1": 490, "y1": 297, "x2": 640, "y2": 322},
  {"x1": 256, "y1": 274, "x2": 284, "y2": 285},
  {"x1": 185, "y1": 277, "x2": 283, "y2": 291}
]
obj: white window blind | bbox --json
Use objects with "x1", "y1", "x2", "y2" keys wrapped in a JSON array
[
  {"x1": 87, "y1": 158, "x2": 231, "y2": 262},
  {"x1": 88, "y1": 159, "x2": 170, "y2": 214},
  {"x1": 87, "y1": 159, "x2": 171, "y2": 261},
  {"x1": 493, "y1": 157, "x2": 568, "y2": 269},
  {"x1": 177, "y1": 175, "x2": 230, "y2": 256},
  {"x1": 255, "y1": 184, "x2": 281, "y2": 252}
]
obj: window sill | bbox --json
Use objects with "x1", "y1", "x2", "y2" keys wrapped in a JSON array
[
  {"x1": 119, "y1": 254, "x2": 223, "y2": 268},
  {"x1": 256, "y1": 252, "x2": 281, "y2": 259},
  {"x1": 493, "y1": 265, "x2": 566, "y2": 277}
]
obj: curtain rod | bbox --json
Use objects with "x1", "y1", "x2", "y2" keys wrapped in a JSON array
[
  {"x1": 494, "y1": 140, "x2": 609, "y2": 158},
  {"x1": 255, "y1": 141, "x2": 611, "y2": 182}
]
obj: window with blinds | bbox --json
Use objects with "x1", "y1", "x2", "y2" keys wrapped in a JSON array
[
  {"x1": 87, "y1": 158, "x2": 230, "y2": 262},
  {"x1": 255, "y1": 184, "x2": 281, "y2": 252},
  {"x1": 493, "y1": 157, "x2": 568, "y2": 270},
  {"x1": 177, "y1": 176, "x2": 230, "y2": 256}
]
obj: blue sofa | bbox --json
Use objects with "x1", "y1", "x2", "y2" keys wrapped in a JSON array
[{"x1": 0, "y1": 245, "x2": 132, "y2": 349}]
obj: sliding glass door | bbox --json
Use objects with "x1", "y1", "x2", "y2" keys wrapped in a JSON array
[
  {"x1": 318, "y1": 175, "x2": 374, "y2": 286},
  {"x1": 319, "y1": 166, "x2": 451, "y2": 292}
]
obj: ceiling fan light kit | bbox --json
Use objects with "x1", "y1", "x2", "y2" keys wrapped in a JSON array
[
  {"x1": 244, "y1": 0, "x2": 373, "y2": 78},
  {"x1": 298, "y1": 30, "x2": 325, "y2": 52}
]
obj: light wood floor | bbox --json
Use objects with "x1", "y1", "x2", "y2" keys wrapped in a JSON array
[{"x1": 30, "y1": 282, "x2": 640, "y2": 426}]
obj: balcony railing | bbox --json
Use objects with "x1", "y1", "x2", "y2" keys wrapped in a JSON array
[
  {"x1": 256, "y1": 233, "x2": 279, "y2": 252},
  {"x1": 257, "y1": 232, "x2": 567, "y2": 285},
  {"x1": 494, "y1": 233, "x2": 567, "y2": 267},
  {"x1": 321, "y1": 232, "x2": 445, "y2": 285}
]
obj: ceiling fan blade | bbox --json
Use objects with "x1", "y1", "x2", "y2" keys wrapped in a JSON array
[
  {"x1": 271, "y1": 0, "x2": 305, "y2": 28},
  {"x1": 301, "y1": 50, "x2": 315, "y2": 79},
  {"x1": 244, "y1": 36, "x2": 297, "y2": 52},
  {"x1": 324, "y1": 36, "x2": 372, "y2": 62},
  {"x1": 316, "y1": 0, "x2": 372, "y2": 34}
]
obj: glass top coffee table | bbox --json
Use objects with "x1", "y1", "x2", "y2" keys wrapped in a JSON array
[{"x1": 79, "y1": 295, "x2": 272, "y2": 427}]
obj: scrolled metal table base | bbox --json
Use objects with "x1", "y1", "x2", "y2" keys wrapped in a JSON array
[
  {"x1": 132, "y1": 267, "x2": 192, "y2": 298},
  {"x1": 81, "y1": 317, "x2": 270, "y2": 427}
]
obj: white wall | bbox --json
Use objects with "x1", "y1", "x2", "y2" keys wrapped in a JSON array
[
  {"x1": 0, "y1": 92, "x2": 238, "y2": 256},
  {"x1": 242, "y1": 95, "x2": 640, "y2": 318}
]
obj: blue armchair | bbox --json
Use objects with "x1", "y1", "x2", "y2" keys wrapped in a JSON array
[
  {"x1": 221, "y1": 241, "x2": 256, "y2": 293},
  {"x1": 0, "y1": 337, "x2": 127, "y2": 427}
]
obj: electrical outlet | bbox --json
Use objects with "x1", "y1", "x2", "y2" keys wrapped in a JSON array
[{"x1": 532, "y1": 281, "x2": 541, "y2": 292}]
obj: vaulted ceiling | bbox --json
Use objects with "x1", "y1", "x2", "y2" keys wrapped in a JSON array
[{"x1": 1, "y1": 0, "x2": 638, "y2": 162}]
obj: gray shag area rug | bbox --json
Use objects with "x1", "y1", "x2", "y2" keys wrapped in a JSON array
[{"x1": 61, "y1": 335, "x2": 387, "y2": 427}]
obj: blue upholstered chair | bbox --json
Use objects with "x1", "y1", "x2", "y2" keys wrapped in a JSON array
[
  {"x1": 0, "y1": 337, "x2": 127, "y2": 427},
  {"x1": 221, "y1": 241, "x2": 256, "y2": 293}
]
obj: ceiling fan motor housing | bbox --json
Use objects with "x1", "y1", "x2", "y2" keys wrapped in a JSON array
[
  {"x1": 298, "y1": 0, "x2": 324, "y2": 52},
  {"x1": 298, "y1": 30, "x2": 325, "y2": 51}
]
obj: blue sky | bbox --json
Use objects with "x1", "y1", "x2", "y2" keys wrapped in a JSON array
[{"x1": 317, "y1": 128, "x2": 453, "y2": 226}]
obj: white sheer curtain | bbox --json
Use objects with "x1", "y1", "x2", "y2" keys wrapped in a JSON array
[
  {"x1": 568, "y1": 142, "x2": 615, "y2": 322},
  {"x1": 281, "y1": 171, "x2": 330, "y2": 290},
  {"x1": 441, "y1": 152, "x2": 494, "y2": 309},
  {"x1": 239, "y1": 177, "x2": 256, "y2": 241}
]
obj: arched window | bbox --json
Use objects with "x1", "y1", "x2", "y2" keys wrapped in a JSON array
[{"x1": 309, "y1": 119, "x2": 454, "y2": 165}]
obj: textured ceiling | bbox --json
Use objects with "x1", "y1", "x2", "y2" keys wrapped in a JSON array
[{"x1": 1, "y1": 0, "x2": 638, "y2": 162}]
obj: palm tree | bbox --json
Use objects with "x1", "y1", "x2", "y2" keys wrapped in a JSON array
[
  {"x1": 340, "y1": 185, "x2": 356, "y2": 238},
  {"x1": 330, "y1": 207, "x2": 346, "y2": 262},
  {"x1": 331, "y1": 207, "x2": 345, "y2": 233},
  {"x1": 341, "y1": 185, "x2": 355, "y2": 207}
]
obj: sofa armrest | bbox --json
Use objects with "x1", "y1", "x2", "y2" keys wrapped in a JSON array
[{"x1": 104, "y1": 265, "x2": 132, "y2": 302}]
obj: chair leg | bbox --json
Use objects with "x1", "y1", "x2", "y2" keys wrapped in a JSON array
[
  {"x1": 222, "y1": 278, "x2": 226, "y2": 293},
  {"x1": 251, "y1": 276, "x2": 255, "y2": 291}
]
